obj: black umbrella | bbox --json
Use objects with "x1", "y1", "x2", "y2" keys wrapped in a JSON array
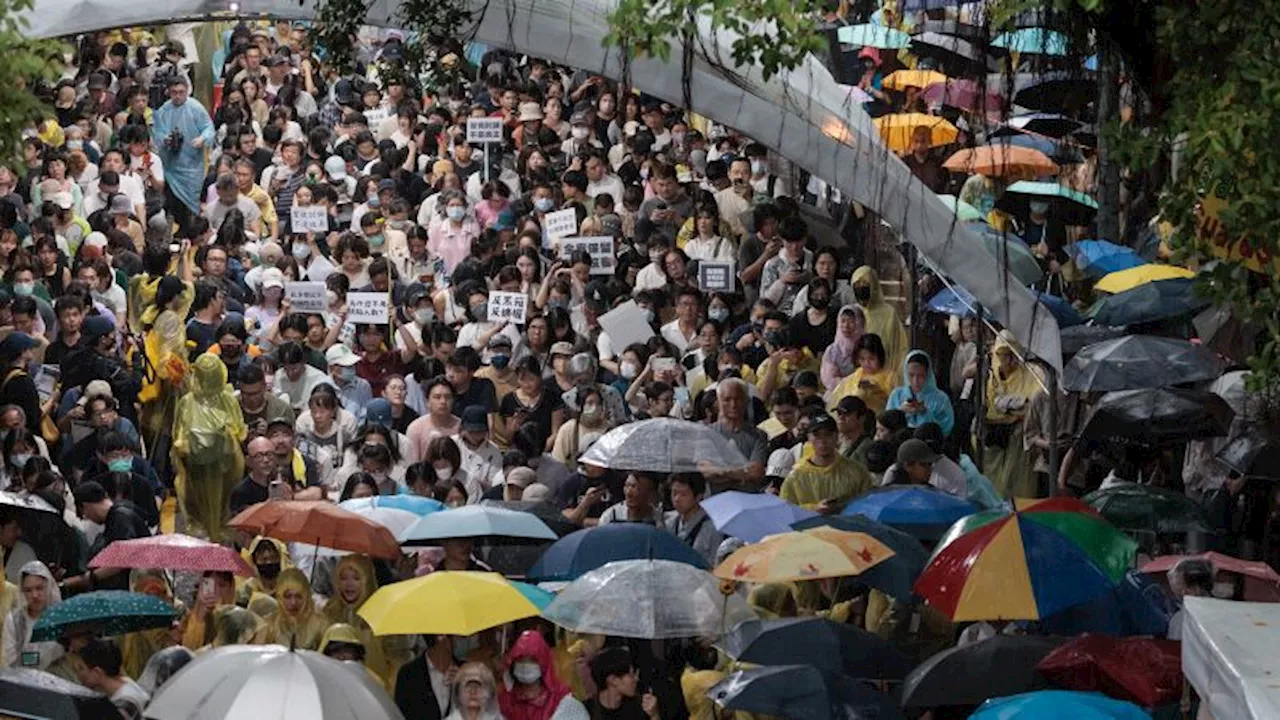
[
  {"x1": 1083, "y1": 483, "x2": 1213, "y2": 534},
  {"x1": 0, "y1": 668, "x2": 120, "y2": 720},
  {"x1": 1062, "y1": 334, "x2": 1222, "y2": 392},
  {"x1": 1009, "y1": 71, "x2": 1098, "y2": 111},
  {"x1": 988, "y1": 113, "x2": 1085, "y2": 139},
  {"x1": 909, "y1": 32, "x2": 992, "y2": 74},
  {"x1": 718, "y1": 617, "x2": 913, "y2": 681},
  {"x1": 900, "y1": 635, "x2": 1067, "y2": 708},
  {"x1": 912, "y1": 19, "x2": 986, "y2": 42},
  {"x1": 478, "y1": 500, "x2": 576, "y2": 578},
  {"x1": 1088, "y1": 278, "x2": 1210, "y2": 327},
  {"x1": 1216, "y1": 431, "x2": 1280, "y2": 480},
  {"x1": 1080, "y1": 388, "x2": 1234, "y2": 447},
  {"x1": 708, "y1": 665, "x2": 904, "y2": 720},
  {"x1": 1061, "y1": 324, "x2": 1129, "y2": 356}
]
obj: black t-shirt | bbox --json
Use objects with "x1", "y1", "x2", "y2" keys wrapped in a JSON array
[
  {"x1": 45, "y1": 333, "x2": 87, "y2": 366},
  {"x1": 453, "y1": 377, "x2": 498, "y2": 416},
  {"x1": 788, "y1": 310, "x2": 837, "y2": 357},
  {"x1": 186, "y1": 318, "x2": 220, "y2": 359},
  {"x1": 499, "y1": 389, "x2": 565, "y2": 442},
  {"x1": 583, "y1": 697, "x2": 648, "y2": 720},
  {"x1": 229, "y1": 476, "x2": 270, "y2": 517}
]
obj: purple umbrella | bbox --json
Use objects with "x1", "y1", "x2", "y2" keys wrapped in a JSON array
[
  {"x1": 921, "y1": 79, "x2": 1005, "y2": 115},
  {"x1": 701, "y1": 491, "x2": 818, "y2": 543}
]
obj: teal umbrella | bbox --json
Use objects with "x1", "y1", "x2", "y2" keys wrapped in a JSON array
[
  {"x1": 32, "y1": 591, "x2": 177, "y2": 642},
  {"x1": 974, "y1": 226, "x2": 1045, "y2": 285},
  {"x1": 997, "y1": 181, "x2": 1099, "y2": 226},
  {"x1": 937, "y1": 194, "x2": 984, "y2": 222},
  {"x1": 991, "y1": 28, "x2": 1069, "y2": 56},
  {"x1": 837, "y1": 24, "x2": 911, "y2": 50}
]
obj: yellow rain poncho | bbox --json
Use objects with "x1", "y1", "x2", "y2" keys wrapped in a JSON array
[
  {"x1": 210, "y1": 606, "x2": 266, "y2": 647},
  {"x1": 179, "y1": 575, "x2": 236, "y2": 650},
  {"x1": 981, "y1": 332, "x2": 1045, "y2": 499},
  {"x1": 850, "y1": 266, "x2": 909, "y2": 378},
  {"x1": 120, "y1": 569, "x2": 178, "y2": 678},
  {"x1": 319, "y1": 623, "x2": 388, "y2": 690},
  {"x1": 748, "y1": 583, "x2": 799, "y2": 620},
  {"x1": 254, "y1": 568, "x2": 329, "y2": 650},
  {"x1": 172, "y1": 354, "x2": 246, "y2": 541},
  {"x1": 826, "y1": 363, "x2": 895, "y2": 414},
  {"x1": 133, "y1": 275, "x2": 194, "y2": 453},
  {"x1": 236, "y1": 536, "x2": 292, "y2": 605},
  {"x1": 779, "y1": 454, "x2": 875, "y2": 512},
  {"x1": 322, "y1": 555, "x2": 409, "y2": 684}
]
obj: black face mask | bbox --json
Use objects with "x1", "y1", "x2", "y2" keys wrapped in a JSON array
[
  {"x1": 853, "y1": 286, "x2": 872, "y2": 303},
  {"x1": 256, "y1": 562, "x2": 282, "y2": 580},
  {"x1": 810, "y1": 295, "x2": 830, "y2": 310}
]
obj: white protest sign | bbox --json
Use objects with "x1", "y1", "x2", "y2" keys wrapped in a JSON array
[
  {"x1": 290, "y1": 205, "x2": 329, "y2": 234},
  {"x1": 487, "y1": 291, "x2": 528, "y2": 325},
  {"x1": 285, "y1": 281, "x2": 327, "y2": 314},
  {"x1": 544, "y1": 208, "x2": 578, "y2": 241},
  {"x1": 466, "y1": 117, "x2": 504, "y2": 144},
  {"x1": 560, "y1": 236, "x2": 616, "y2": 276},
  {"x1": 697, "y1": 260, "x2": 736, "y2": 292},
  {"x1": 598, "y1": 299, "x2": 654, "y2": 351},
  {"x1": 363, "y1": 106, "x2": 389, "y2": 127},
  {"x1": 347, "y1": 292, "x2": 390, "y2": 324}
]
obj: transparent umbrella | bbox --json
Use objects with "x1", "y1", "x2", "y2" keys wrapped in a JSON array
[
  {"x1": 542, "y1": 559, "x2": 754, "y2": 639},
  {"x1": 578, "y1": 418, "x2": 750, "y2": 474},
  {"x1": 144, "y1": 645, "x2": 403, "y2": 720}
]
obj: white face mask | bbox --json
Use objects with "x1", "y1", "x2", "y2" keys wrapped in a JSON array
[
  {"x1": 571, "y1": 127, "x2": 589, "y2": 141},
  {"x1": 513, "y1": 661, "x2": 542, "y2": 685},
  {"x1": 620, "y1": 361, "x2": 638, "y2": 380},
  {"x1": 1212, "y1": 581, "x2": 1235, "y2": 599}
]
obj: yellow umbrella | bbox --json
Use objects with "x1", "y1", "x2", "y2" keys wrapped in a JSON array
[
  {"x1": 713, "y1": 527, "x2": 895, "y2": 583},
  {"x1": 357, "y1": 571, "x2": 552, "y2": 636},
  {"x1": 882, "y1": 69, "x2": 950, "y2": 91},
  {"x1": 1095, "y1": 264, "x2": 1196, "y2": 294},
  {"x1": 874, "y1": 113, "x2": 959, "y2": 153}
]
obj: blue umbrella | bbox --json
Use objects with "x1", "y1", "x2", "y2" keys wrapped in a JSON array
[
  {"x1": 1070, "y1": 240, "x2": 1147, "y2": 277},
  {"x1": 971, "y1": 690, "x2": 1152, "y2": 719},
  {"x1": 999, "y1": 133, "x2": 1087, "y2": 165},
  {"x1": 1037, "y1": 570, "x2": 1176, "y2": 637},
  {"x1": 343, "y1": 494, "x2": 445, "y2": 516},
  {"x1": 991, "y1": 28, "x2": 1070, "y2": 56},
  {"x1": 527, "y1": 524, "x2": 708, "y2": 582},
  {"x1": 719, "y1": 617, "x2": 913, "y2": 680},
  {"x1": 836, "y1": 24, "x2": 911, "y2": 50},
  {"x1": 792, "y1": 514, "x2": 929, "y2": 601},
  {"x1": 998, "y1": 181, "x2": 1100, "y2": 226},
  {"x1": 925, "y1": 285, "x2": 979, "y2": 316},
  {"x1": 700, "y1": 491, "x2": 817, "y2": 543},
  {"x1": 32, "y1": 591, "x2": 177, "y2": 642},
  {"x1": 398, "y1": 505, "x2": 557, "y2": 546},
  {"x1": 842, "y1": 486, "x2": 977, "y2": 540},
  {"x1": 1033, "y1": 292, "x2": 1084, "y2": 327},
  {"x1": 1088, "y1": 278, "x2": 1209, "y2": 326},
  {"x1": 1084, "y1": 54, "x2": 1099, "y2": 71}
]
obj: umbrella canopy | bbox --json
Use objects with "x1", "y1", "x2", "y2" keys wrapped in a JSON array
[
  {"x1": 997, "y1": 181, "x2": 1099, "y2": 226},
  {"x1": 873, "y1": 113, "x2": 959, "y2": 153},
  {"x1": 707, "y1": 665, "x2": 837, "y2": 720},
  {"x1": 1088, "y1": 278, "x2": 1210, "y2": 326},
  {"x1": 340, "y1": 494, "x2": 445, "y2": 516},
  {"x1": 999, "y1": 113, "x2": 1087, "y2": 138},
  {"x1": 912, "y1": 18, "x2": 985, "y2": 41},
  {"x1": 479, "y1": 499, "x2": 580, "y2": 536},
  {"x1": 901, "y1": 635, "x2": 1066, "y2": 708},
  {"x1": 974, "y1": 226, "x2": 1045, "y2": 285},
  {"x1": 1011, "y1": 71, "x2": 1099, "y2": 111},
  {"x1": 914, "y1": 497, "x2": 1137, "y2": 621},
  {"x1": 0, "y1": 668, "x2": 118, "y2": 720},
  {"x1": 792, "y1": 515, "x2": 930, "y2": 602},
  {"x1": 998, "y1": 132, "x2": 1087, "y2": 165},
  {"x1": 970, "y1": 690, "x2": 1152, "y2": 719},
  {"x1": 910, "y1": 34, "x2": 989, "y2": 74},
  {"x1": 1083, "y1": 484, "x2": 1212, "y2": 534},
  {"x1": 31, "y1": 590, "x2": 177, "y2": 642},
  {"x1": 1080, "y1": 388, "x2": 1234, "y2": 447},
  {"x1": 144, "y1": 645, "x2": 403, "y2": 720},
  {"x1": 0, "y1": 491, "x2": 57, "y2": 516},
  {"x1": 926, "y1": 285, "x2": 982, "y2": 317},
  {"x1": 714, "y1": 527, "x2": 896, "y2": 583},
  {"x1": 882, "y1": 69, "x2": 950, "y2": 91},
  {"x1": 1069, "y1": 240, "x2": 1147, "y2": 277},
  {"x1": 1215, "y1": 431, "x2": 1280, "y2": 479},
  {"x1": 358, "y1": 571, "x2": 551, "y2": 636},
  {"x1": 1095, "y1": 264, "x2": 1196, "y2": 294},
  {"x1": 935, "y1": 193, "x2": 985, "y2": 222},
  {"x1": 719, "y1": 617, "x2": 912, "y2": 681},
  {"x1": 301, "y1": 504, "x2": 423, "y2": 558},
  {"x1": 88, "y1": 533, "x2": 254, "y2": 576},
  {"x1": 841, "y1": 486, "x2": 978, "y2": 540},
  {"x1": 228, "y1": 501, "x2": 402, "y2": 559},
  {"x1": 542, "y1": 559, "x2": 753, "y2": 639},
  {"x1": 527, "y1": 523, "x2": 708, "y2": 582},
  {"x1": 837, "y1": 23, "x2": 911, "y2": 49},
  {"x1": 700, "y1": 491, "x2": 818, "y2": 543},
  {"x1": 578, "y1": 418, "x2": 750, "y2": 474},
  {"x1": 1142, "y1": 552, "x2": 1280, "y2": 602},
  {"x1": 398, "y1": 505, "x2": 557, "y2": 546},
  {"x1": 991, "y1": 28, "x2": 1069, "y2": 55},
  {"x1": 1061, "y1": 325, "x2": 1130, "y2": 356},
  {"x1": 943, "y1": 145, "x2": 1059, "y2": 180},
  {"x1": 1038, "y1": 570, "x2": 1177, "y2": 637},
  {"x1": 1034, "y1": 291, "x2": 1085, "y2": 327},
  {"x1": 1038, "y1": 635, "x2": 1183, "y2": 708},
  {"x1": 1062, "y1": 335, "x2": 1222, "y2": 392}
]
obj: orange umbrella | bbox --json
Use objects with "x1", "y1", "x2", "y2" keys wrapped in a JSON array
[
  {"x1": 943, "y1": 145, "x2": 1059, "y2": 180},
  {"x1": 228, "y1": 501, "x2": 402, "y2": 559}
]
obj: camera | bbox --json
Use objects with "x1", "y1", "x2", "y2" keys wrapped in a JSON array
[{"x1": 163, "y1": 129, "x2": 185, "y2": 152}]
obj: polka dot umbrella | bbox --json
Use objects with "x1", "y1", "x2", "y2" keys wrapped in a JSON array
[{"x1": 31, "y1": 590, "x2": 177, "y2": 642}]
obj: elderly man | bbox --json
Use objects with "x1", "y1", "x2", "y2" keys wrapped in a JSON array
[
  {"x1": 708, "y1": 378, "x2": 768, "y2": 491},
  {"x1": 204, "y1": 173, "x2": 261, "y2": 234},
  {"x1": 230, "y1": 435, "x2": 282, "y2": 516},
  {"x1": 152, "y1": 75, "x2": 214, "y2": 234}
]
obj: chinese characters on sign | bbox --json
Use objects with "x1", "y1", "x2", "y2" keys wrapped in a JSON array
[
  {"x1": 346, "y1": 292, "x2": 390, "y2": 324},
  {"x1": 543, "y1": 209, "x2": 579, "y2": 242},
  {"x1": 560, "y1": 236, "x2": 616, "y2": 275},
  {"x1": 698, "y1": 261, "x2": 735, "y2": 292},
  {"x1": 284, "y1": 282, "x2": 327, "y2": 314},
  {"x1": 486, "y1": 291, "x2": 528, "y2": 325},
  {"x1": 290, "y1": 205, "x2": 329, "y2": 234},
  {"x1": 466, "y1": 117, "x2": 505, "y2": 144}
]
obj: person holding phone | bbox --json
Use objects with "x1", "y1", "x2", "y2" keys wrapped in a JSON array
[{"x1": 886, "y1": 350, "x2": 955, "y2": 436}]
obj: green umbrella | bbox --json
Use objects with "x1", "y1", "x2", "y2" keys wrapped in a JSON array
[
  {"x1": 974, "y1": 227, "x2": 1044, "y2": 285},
  {"x1": 997, "y1": 181, "x2": 1099, "y2": 226},
  {"x1": 937, "y1": 194, "x2": 985, "y2": 222},
  {"x1": 837, "y1": 24, "x2": 911, "y2": 49},
  {"x1": 1082, "y1": 484, "x2": 1213, "y2": 535},
  {"x1": 32, "y1": 591, "x2": 177, "y2": 642}
]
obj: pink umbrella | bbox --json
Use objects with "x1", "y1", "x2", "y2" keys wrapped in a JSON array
[
  {"x1": 922, "y1": 79, "x2": 1006, "y2": 115},
  {"x1": 1141, "y1": 551, "x2": 1280, "y2": 602},
  {"x1": 90, "y1": 533, "x2": 256, "y2": 577}
]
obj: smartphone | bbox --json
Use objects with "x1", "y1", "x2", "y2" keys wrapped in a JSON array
[
  {"x1": 269, "y1": 479, "x2": 286, "y2": 500},
  {"x1": 168, "y1": 243, "x2": 180, "y2": 253},
  {"x1": 653, "y1": 357, "x2": 677, "y2": 373}
]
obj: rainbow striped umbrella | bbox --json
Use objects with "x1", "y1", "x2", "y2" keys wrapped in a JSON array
[{"x1": 914, "y1": 497, "x2": 1137, "y2": 621}]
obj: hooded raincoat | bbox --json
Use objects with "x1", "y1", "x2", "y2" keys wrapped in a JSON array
[
  {"x1": 172, "y1": 353, "x2": 247, "y2": 540},
  {"x1": 850, "y1": 266, "x2": 909, "y2": 378},
  {"x1": 2, "y1": 561, "x2": 62, "y2": 669},
  {"x1": 256, "y1": 567, "x2": 329, "y2": 651},
  {"x1": 180, "y1": 572, "x2": 236, "y2": 650},
  {"x1": 981, "y1": 332, "x2": 1045, "y2": 499},
  {"x1": 887, "y1": 350, "x2": 956, "y2": 435},
  {"x1": 120, "y1": 569, "x2": 178, "y2": 678},
  {"x1": 209, "y1": 606, "x2": 265, "y2": 647},
  {"x1": 323, "y1": 555, "x2": 405, "y2": 685},
  {"x1": 151, "y1": 93, "x2": 215, "y2": 214},
  {"x1": 778, "y1": 453, "x2": 875, "y2": 512},
  {"x1": 820, "y1": 305, "x2": 865, "y2": 391},
  {"x1": 499, "y1": 630, "x2": 586, "y2": 720},
  {"x1": 236, "y1": 536, "x2": 292, "y2": 604}
]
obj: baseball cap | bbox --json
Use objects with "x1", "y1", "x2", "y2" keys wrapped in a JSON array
[
  {"x1": 108, "y1": 194, "x2": 132, "y2": 215},
  {"x1": 517, "y1": 102, "x2": 544, "y2": 123},
  {"x1": 324, "y1": 156, "x2": 348, "y2": 181},
  {"x1": 365, "y1": 398, "x2": 393, "y2": 426},
  {"x1": 48, "y1": 192, "x2": 73, "y2": 210},
  {"x1": 807, "y1": 411, "x2": 837, "y2": 434},
  {"x1": 834, "y1": 396, "x2": 867, "y2": 415},
  {"x1": 487, "y1": 333, "x2": 513, "y2": 350},
  {"x1": 765, "y1": 448, "x2": 795, "y2": 479},
  {"x1": 896, "y1": 439, "x2": 940, "y2": 465},
  {"x1": 82, "y1": 314, "x2": 115, "y2": 341},
  {"x1": 0, "y1": 333, "x2": 38, "y2": 357},
  {"x1": 260, "y1": 268, "x2": 285, "y2": 290},
  {"x1": 86, "y1": 73, "x2": 108, "y2": 91},
  {"x1": 264, "y1": 54, "x2": 287, "y2": 68},
  {"x1": 569, "y1": 110, "x2": 590, "y2": 126},
  {"x1": 460, "y1": 405, "x2": 488, "y2": 433},
  {"x1": 505, "y1": 467, "x2": 536, "y2": 489},
  {"x1": 550, "y1": 341, "x2": 575, "y2": 357},
  {"x1": 82, "y1": 379, "x2": 114, "y2": 404},
  {"x1": 404, "y1": 282, "x2": 431, "y2": 306},
  {"x1": 324, "y1": 343, "x2": 361, "y2": 367},
  {"x1": 377, "y1": 178, "x2": 398, "y2": 193}
]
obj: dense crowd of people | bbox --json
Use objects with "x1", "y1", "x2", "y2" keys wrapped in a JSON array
[{"x1": 0, "y1": 7, "x2": 1267, "y2": 720}]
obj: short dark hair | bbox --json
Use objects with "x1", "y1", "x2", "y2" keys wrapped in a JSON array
[
  {"x1": 73, "y1": 480, "x2": 108, "y2": 507},
  {"x1": 669, "y1": 472, "x2": 705, "y2": 497},
  {"x1": 239, "y1": 363, "x2": 265, "y2": 385},
  {"x1": 590, "y1": 646, "x2": 634, "y2": 689},
  {"x1": 79, "y1": 638, "x2": 123, "y2": 676},
  {"x1": 277, "y1": 341, "x2": 306, "y2": 366}
]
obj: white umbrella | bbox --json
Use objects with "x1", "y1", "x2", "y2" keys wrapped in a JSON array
[
  {"x1": 578, "y1": 418, "x2": 750, "y2": 474},
  {"x1": 143, "y1": 645, "x2": 403, "y2": 720},
  {"x1": 543, "y1": 559, "x2": 754, "y2": 639}
]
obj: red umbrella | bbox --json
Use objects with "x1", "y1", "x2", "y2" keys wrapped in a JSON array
[
  {"x1": 89, "y1": 534, "x2": 255, "y2": 576},
  {"x1": 228, "y1": 501, "x2": 402, "y2": 559},
  {"x1": 1037, "y1": 634, "x2": 1182, "y2": 708},
  {"x1": 1141, "y1": 551, "x2": 1280, "y2": 602}
]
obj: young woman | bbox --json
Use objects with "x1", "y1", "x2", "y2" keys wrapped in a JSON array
[
  {"x1": 821, "y1": 305, "x2": 866, "y2": 393},
  {"x1": 792, "y1": 248, "x2": 854, "y2": 316},
  {"x1": 887, "y1": 350, "x2": 956, "y2": 436},
  {"x1": 427, "y1": 190, "x2": 480, "y2": 276},
  {"x1": 294, "y1": 385, "x2": 359, "y2": 488},
  {"x1": 788, "y1": 277, "x2": 837, "y2": 356},
  {"x1": 827, "y1": 333, "x2": 894, "y2": 414},
  {"x1": 3, "y1": 561, "x2": 63, "y2": 669},
  {"x1": 382, "y1": 375, "x2": 419, "y2": 434},
  {"x1": 245, "y1": 268, "x2": 286, "y2": 343},
  {"x1": 551, "y1": 386, "x2": 612, "y2": 471},
  {"x1": 498, "y1": 356, "x2": 565, "y2": 452}
]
